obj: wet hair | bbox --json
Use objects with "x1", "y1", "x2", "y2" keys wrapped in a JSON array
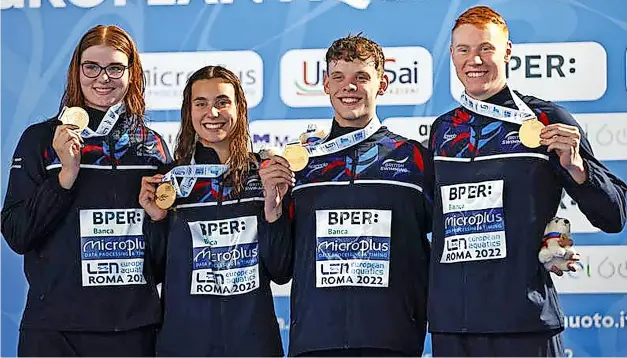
[{"x1": 175, "y1": 65, "x2": 254, "y2": 195}]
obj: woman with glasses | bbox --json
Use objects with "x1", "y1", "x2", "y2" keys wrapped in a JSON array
[
  {"x1": 138, "y1": 66, "x2": 289, "y2": 356},
  {"x1": 1, "y1": 25, "x2": 171, "y2": 356}
]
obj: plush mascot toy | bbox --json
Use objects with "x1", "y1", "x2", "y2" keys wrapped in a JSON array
[{"x1": 538, "y1": 217, "x2": 580, "y2": 276}]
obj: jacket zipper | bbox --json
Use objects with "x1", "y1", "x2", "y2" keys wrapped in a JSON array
[
  {"x1": 217, "y1": 178, "x2": 226, "y2": 355},
  {"x1": 349, "y1": 147, "x2": 358, "y2": 185},
  {"x1": 343, "y1": 147, "x2": 359, "y2": 348},
  {"x1": 469, "y1": 124, "x2": 482, "y2": 163},
  {"x1": 217, "y1": 179, "x2": 225, "y2": 207},
  {"x1": 463, "y1": 124, "x2": 483, "y2": 330},
  {"x1": 108, "y1": 135, "x2": 117, "y2": 170}
]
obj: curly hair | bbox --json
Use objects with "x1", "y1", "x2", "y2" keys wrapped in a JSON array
[{"x1": 325, "y1": 32, "x2": 385, "y2": 79}]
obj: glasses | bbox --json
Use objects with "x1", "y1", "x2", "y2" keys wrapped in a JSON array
[{"x1": 81, "y1": 62, "x2": 128, "y2": 79}]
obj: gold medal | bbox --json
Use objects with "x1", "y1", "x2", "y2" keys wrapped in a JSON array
[
  {"x1": 519, "y1": 118, "x2": 545, "y2": 148},
  {"x1": 282, "y1": 144, "x2": 309, "y2": 172},
  {"x1": 60, "y1": 107, "x2": 89, "y2": 131},
  {"x1": 155, "y1": 182, "x2": 176, "y2": 209}
]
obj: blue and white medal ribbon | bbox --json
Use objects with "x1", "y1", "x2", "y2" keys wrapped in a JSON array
[
  {"x1": 304, "y1": 116, "x2": 382, "y2": 157},
  {"x1": 161, "y1": 164, "x2": 229, "y2": 199},
  {"x1": 80, "y1": 102, "x2": 126, "y2": 138},
  {"x1": 458, "y1": 88, "x2": 535, "y2": 125}
]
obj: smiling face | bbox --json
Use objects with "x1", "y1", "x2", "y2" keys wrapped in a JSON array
[
  {"x1": 451, "y1": 23, "x2": 511, "y2": 100},
  {"x1": 323, "y1": 58, "x2": 388, "y2": 128},
  {"x1": 79, "y1": 45, "x2": 130, "y2": 111},
  {"x1": 190, "y1": 78, "x2": 238, "y2": 149}
]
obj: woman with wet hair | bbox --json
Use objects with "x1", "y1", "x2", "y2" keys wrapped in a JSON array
[{"x1": 140, "y1": 65, "x2": 289, "y2": 357}]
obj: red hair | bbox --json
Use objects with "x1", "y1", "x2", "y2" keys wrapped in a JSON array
[
  {"x1": 452, "y1": 6, "x2": 509, "y2": 37},
  {"x1": 60, "y1": 25, "x2": 145, "y2": 128}
]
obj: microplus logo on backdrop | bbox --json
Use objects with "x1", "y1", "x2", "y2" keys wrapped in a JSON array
[
  {"x1": 1, "y1": 0, "x2": 370, "y2": 10},
  {"x1": 280, "y1": 46, "x2": 433, "y2": 108},
  {"x1": 140, "y1": 51, "x2": 263, "y2": 111}
]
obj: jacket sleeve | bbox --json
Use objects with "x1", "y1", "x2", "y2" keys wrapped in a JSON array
[
  {"x1": 143, "y1": 214, "x2": 170, "y2": 284},
  {"x1": 258, "y1": 195, "x2": 294, "y2": 285},
  {"x1": 549, "y1": 106, "x2": 627, "y2": 233},
  {"x1": 1, "y1": 122, "x2": 76, "y2": 255}
]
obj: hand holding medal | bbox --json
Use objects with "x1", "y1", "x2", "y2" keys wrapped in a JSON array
[
  {"x1": 539, "y1": 123, "x2": 586, "y2": 183},
  {"x1": 59, "y1": 106, "x2": 89, "y2": 131},
  {"x1": 259, "y1": 149, "x2": 296, "y2": 224},
  {"x1": 142, "y1": 164, "x2": 229, "y2": 215},
  {"x1": 155, "y1": 182, "x2": 176, "y2": 209},
  {"x1": 519, "y1": 117, "x2": 545, "y2": 148},
  {"x1": 282, "y1": 143, "x2": 310, "y2": 172},
  {"x1": 53, "y1": 107, "x2": 89, "y2": 189},
  {"x1": 260, "y1": 123, "x2": 323, "y2": 172},
  {"x1": 139, "y1": 174, "x2": 169, "y2": 221}
]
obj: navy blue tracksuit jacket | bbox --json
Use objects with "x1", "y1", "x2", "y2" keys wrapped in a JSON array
[
  {"x1": 428, "y1": 86, "x2": 627, "y2": 335},
  {"x1": 263, "y1": 120, "x2": 434, "y2": 356},
  {"x1": 143, "y1": 143, "x2": 286, "y2": 357},
  {"x1": 2, "y1": 107, "x2": 171, "y2": 333}
]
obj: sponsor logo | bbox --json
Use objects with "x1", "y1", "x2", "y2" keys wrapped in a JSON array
[
  {"x1": 501, "y1": 130, "x2": 520, "y2": 146},
  {"x1": 553, "y1": 245, "x2": 627, "y2": 293},
  {"x1": 444, "y1": 211, "x2": 503, "y2": 230},
  {"x1": 82, "y1": 237, "x2": 144, "y2": 257},
  {"x1": 140, "y1": 51, "x2": 262, "y2": 111},
  {"x1": 281, "y1": 47, "x2": 433, "y2": 107},
  {"x1": 450, "y1": 42, "x2": 607, "y2": 102},
  {"x1": 380, "y1": 157, "x2": 410, "y2": 175}
]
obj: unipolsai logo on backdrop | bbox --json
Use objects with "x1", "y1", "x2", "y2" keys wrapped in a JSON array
[
  {"x1": 280, "y1": 47, "x2": 433, "y2": 108},
  {"x1": 140, "y1": 51, "x2": 263, "y2": 111},
  {"x1": 380, "y1": 47, "x2": 433, "y2": 105},
  {"x1": 280, "y1": 49, "x2": 328, "y2": 107}
]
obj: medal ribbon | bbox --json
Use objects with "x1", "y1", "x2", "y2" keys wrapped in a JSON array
[
  {"x1": 304, "y1": 116, "x2": 382, "y2": 157},
  {"x1": 160, "y1": 164, "x2": 228, "y2": 198},
  {"x1": 64, "y1": 102, "x2": 127, "y2": 138},
  {"x1": 160, "y1": 147, "x2": 228, "y2": 198},
  {"x1": 458, "y1": 88, "x2": 535, "y2": 125}
]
